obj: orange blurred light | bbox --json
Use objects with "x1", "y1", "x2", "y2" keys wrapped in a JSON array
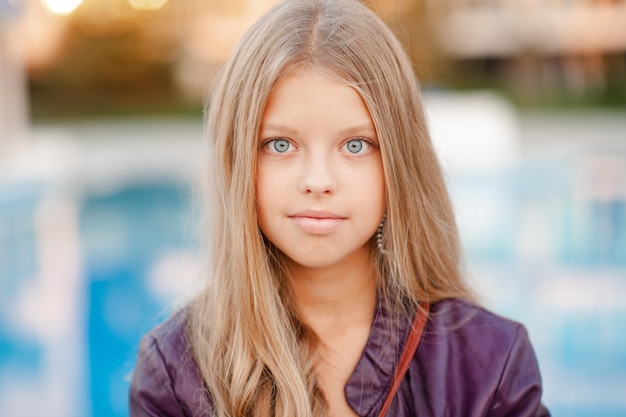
[
  {"x1": 41, "y1": 0, "x2": 83, "y2": 15},
  {"x1": 128, "y1": 0, "x2": 168, "y2": 11}
]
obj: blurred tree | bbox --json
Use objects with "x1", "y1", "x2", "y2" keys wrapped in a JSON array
[{"x1": 28, "y1": 0, "x2": 196, "y2": 119}]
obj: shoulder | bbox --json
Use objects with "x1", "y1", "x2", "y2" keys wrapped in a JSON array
[
  {"x1": 407, "y1": 298, "x2": 549, "y2": 416},
  {"x1": 418, "y1": 298, "x2": 529, "y2": 378},
  {"x1": 143, "y1": 309, "x2": 192, "y2": 373},
  {"x1": 428, "y1": 298, "x2": 524, "y2": 349},
  {"x1": 129, "y1": 309, "x2": 212, "y2": 417},
  {"x1": 417, "y1": 298, "x2": 527, "y2": 367}
]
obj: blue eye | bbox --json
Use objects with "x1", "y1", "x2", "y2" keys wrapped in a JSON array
[
  {"x1": 344, "y1": 139, "x2": 370, "y2": 154},
  {"x1": 267, "y1": 138, "x2": 292, "y2": 153}
]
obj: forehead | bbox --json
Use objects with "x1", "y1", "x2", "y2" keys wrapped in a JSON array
[{"x1": 261, "y1": 68, "x2": 375, "y2": 134}]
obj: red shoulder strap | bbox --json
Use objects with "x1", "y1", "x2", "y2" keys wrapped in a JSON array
[{"x1": 378, "y1": 303, "x2": 429, "y2": 417}]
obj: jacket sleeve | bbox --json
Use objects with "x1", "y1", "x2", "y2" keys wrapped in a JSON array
[
  {"x1": 129, "y1": 335, "x2": 186, "y2": 417},
  {"x1": 489, "y1": 325, "x2": 550, "y2": 417}
]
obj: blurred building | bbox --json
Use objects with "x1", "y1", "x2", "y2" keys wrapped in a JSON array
[
  {"x1": 432, "y1": 0, "x2": 626, "y2": 97},
  {"x1": 171, "y1": 0, "x2": 626, "y2": 100}
]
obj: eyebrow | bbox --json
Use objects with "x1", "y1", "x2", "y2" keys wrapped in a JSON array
[
  {"x1": 260, "y1": 124, "x2": 298, "y2": 135},
  {"x1": 260, "y1": 123, "x2": 377, "y2": 137},
  {"x1": 340, "y1": 124, "x2": 377, "y2": 137}
]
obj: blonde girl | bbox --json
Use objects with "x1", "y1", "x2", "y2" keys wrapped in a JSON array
[{"x1": 130, "y1": 0, "x2": 549, "y2": 416}]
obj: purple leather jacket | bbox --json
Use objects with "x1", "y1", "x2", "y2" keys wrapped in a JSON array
[{"x1": 129, "y1": 298, "x2": 549, "y2": 416}]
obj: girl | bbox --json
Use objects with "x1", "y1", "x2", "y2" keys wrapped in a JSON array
[{"x1": 130, "y1": 0, "x2": 549, "y2": 416}]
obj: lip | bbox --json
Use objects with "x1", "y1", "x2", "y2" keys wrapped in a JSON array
[{"x1": 289, "y1": 209, "x2": 346, "y2": 235}]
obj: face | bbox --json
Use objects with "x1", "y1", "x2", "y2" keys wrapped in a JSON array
[{"x1": 257, "y1": 69, "x2": 385, "y2": 275}]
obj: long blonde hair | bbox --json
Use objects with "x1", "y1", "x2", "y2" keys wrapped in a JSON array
[{"x1": 189, "y1": 0, "x2": 472, "y2": 416}]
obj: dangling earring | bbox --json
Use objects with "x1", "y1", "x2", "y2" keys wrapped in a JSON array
[{"x1": 377, "y1": 213, "x2": 387, "y2": 254}]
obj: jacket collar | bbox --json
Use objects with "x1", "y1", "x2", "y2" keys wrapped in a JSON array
[{"x1": 344, "y1": 299, "x2": 413, "y2": 416}]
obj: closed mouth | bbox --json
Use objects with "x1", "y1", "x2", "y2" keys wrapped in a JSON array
[
  {"x1": 288, "y1": 210, "x2": 346, "y2": 234},
  {"x1": 289, "y1": 209, "x2": 346, "y2": 220}
]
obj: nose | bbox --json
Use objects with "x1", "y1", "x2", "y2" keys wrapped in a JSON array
[{"x1": 298, "y1": 152, "x2": 337, "y2": 195}]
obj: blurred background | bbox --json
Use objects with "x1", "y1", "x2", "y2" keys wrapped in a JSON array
[{"x1": 1, "y1": 0, "x2": 625, "y2": 416}]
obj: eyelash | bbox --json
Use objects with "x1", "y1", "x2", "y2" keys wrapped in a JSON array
[
  {"x1": 261, "y1": 138, "x2": 296, "y2": 154},
  {"x1": 260, "y1": 137, "x2": 379, "y2": 155},
  {"x1": 341, "y1": 137, "x2": 377, "y2": 155}
]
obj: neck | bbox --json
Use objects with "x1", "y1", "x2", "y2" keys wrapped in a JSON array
[{"x1": 287, "y1": 257, "x2": 378, "y2": 334}]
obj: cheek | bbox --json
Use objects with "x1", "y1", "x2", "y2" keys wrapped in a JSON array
[
  {"x1": 355, "y1": 160, "x2": 386, "y2": 209},
  {"x1": 374, "y1": 159, "x2": 386, "y2": 207},
  {"x1": 256, "y1": 165, "x2": 284, "y2": 230},
  {"x1": 368, "y1": 176, "x2": 387, "y2": 224},
  {"x1": 370, "y1": 171, "x2": 387, "y2": 228}
]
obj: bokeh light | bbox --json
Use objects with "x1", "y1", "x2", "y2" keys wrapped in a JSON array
[{"x1": 41, "y1": 0, "x2": 84, "y2": 15}]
